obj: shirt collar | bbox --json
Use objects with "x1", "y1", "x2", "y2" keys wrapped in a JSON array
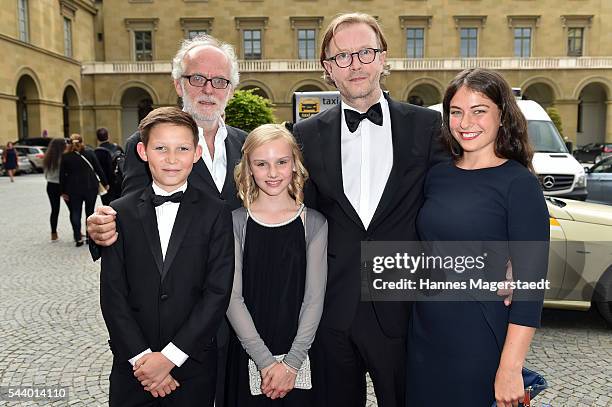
[
  {"x1": 198, "y1": 120, "x2": 228, "y2": 151},
  {"x1": 152, "y1": 181, "x2": 188, "y2": 196},
  {"x1": 341, "y1": 91, "x2": 386, "y2": 114}
]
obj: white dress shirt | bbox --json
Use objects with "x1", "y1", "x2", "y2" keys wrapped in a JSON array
[
  {"x1": 128, "y1": 181, "x2": 189, "y2": 368},
  {"x1": 199, "y1": 121, "x2": 228, "y2": 193},
  {"x1": 340, "y1": 93, "x2": 393, "y2": 229}
]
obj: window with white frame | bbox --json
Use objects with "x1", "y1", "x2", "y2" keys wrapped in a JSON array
[
  {"x1": 298, "y1": 29, "x2": 316, "y2": 59},
  {"x1": 561, "y1": 15, "x2": 592, "y2": 57},
  {"x1": 188, "y1": 30, "x2": 207, "y2": 39},
  {"x1": 243, "y1": 29, "x2": 262, "y2": 59},
  {"x1": 460, "y1": 28, "x2": 478, "y2": 57},
  {"x1": 64, "y1": 17, "x2": 73, "y2": 57},
  {"x1": 567, "y1": 27, "x2": 584, "y2": 56},
  {"x1": 514, "y1": 27, "x2": 531, "y2": 57},
  {"x1": 124, "y1": 18, "x2": 158, "y2": 61},
  {"x1": 406, "y1": 28, "x2": 425, "y2": 58},
  {"x1": 18, "y1": 0, "x2": 29, "y2": 42},
  {"x1": 135, "y1": 31, "x2": 153, "y2": 61},
  {"x1": 235, "y1": 17, "x2": 268, "y2": 60}
]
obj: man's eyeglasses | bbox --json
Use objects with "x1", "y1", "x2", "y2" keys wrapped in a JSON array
[
  {"x1": 325, "y1": 48, "x2": 383, "y2": 68},
  {"x1": 182, "y1": 74, "x2": 231, "y2": 89}
]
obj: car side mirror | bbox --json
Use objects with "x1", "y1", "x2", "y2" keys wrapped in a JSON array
[
  {"x1": 584, "y1": 166, "x2": 592, "y2": 173},
  {"x1": 565, "y1": 141, "x2": 573, "y2": 152}
]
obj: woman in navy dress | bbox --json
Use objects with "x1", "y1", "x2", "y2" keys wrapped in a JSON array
[
  {"x1": 2, "y1": 142, "x2": 18, "y2": 182},
  {"x1": 407, "y1": 68, "x2": 549, "y2": 407}
]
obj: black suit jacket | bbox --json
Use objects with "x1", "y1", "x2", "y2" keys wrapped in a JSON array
[
  {"x1": 122, "y1": 126, "x2": 247, "y2": 210},
  {"x1": 292, "y1": 94, "x2": 448, "y2": 338},
  {"x1": 89, "y1": 125, "x2": 246, "y2": 262},
  {"x1": 100, "y1": 185, "x2": 234, "y2": 380},
  {"x1": 60, "y1": 149, "x2": 108, "y2": 196}
]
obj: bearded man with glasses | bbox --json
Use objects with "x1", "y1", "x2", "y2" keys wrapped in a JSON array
[
  {"x1": 292, "y1": 13, "x2": 448, "y2": 407},
  {"x1": 86, "y1": 34, "x2": 247, "y2": 407}
]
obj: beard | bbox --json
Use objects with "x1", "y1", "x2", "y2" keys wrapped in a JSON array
[{"x1": 181, "y1": 83, "x2": 228, "y2": 123}]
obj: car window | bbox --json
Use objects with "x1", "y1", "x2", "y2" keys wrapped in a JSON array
[
  {"x1": 28, "y1": 147, "x2": 38, "y2": 154},
  {"x1": 592, "y1": 160, "x2": 612, "y2": 173},
  {"x1": 527, "y1": 121, "x2": 569, "y2": 153}
]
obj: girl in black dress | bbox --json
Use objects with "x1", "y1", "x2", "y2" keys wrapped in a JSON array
[
  {"x1": 2, "y1": 142, "x2": 18, "y2": 182},
  {"x1": 226, "y1": 124, "x2": 327, "y2": 406},
  {"x1": 407, "y1": 69, "x2": 549, "y2": 407}
]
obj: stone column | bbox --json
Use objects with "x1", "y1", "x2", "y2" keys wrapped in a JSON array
[
  {"x1": 0, "y1": 93, "x2": 18, "y2": 145},
  {"x1": 552, "y1": 99, "x2": 579, "y2": 145},
  {"x1": 606, "y1": 101, "x2": 612, "y2": 143}
]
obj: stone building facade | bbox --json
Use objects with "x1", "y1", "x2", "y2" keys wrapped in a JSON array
[{"x1": 2, "y1": 0, "x2": 612, "y2": 147}]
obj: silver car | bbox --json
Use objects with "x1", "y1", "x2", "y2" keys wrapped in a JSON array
[
  {"x1": 585, "y1": 157, "x2": 612, "y2": 205},
  {"x1": 14, "y1": 145, "x2": 46, "y2": 172}
]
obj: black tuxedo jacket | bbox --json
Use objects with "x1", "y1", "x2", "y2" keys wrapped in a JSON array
[
  {"x1": 122, "y1": 125, "x2": 247, "y2": 210},
  {"x1": 293, "y1": 94, "x2": 448, "y2": 338},
  {"x1": 100, "y1": 185, "x2": 234, "y2": 381}
]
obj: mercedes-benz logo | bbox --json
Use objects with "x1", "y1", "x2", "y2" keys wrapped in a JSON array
[{"x1": 542, "y1": 175, "x2": 555, "y2": 189}]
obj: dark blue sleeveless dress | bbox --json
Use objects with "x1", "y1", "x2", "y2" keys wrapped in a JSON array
[{"x1": 407, "y1": 160, "x2": 549, "y2": 406}]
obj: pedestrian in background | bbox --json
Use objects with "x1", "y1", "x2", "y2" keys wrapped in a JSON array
[
  {"x1": 60, "y1": 134, "x2": 108, "y2": 247},
  {"x1": 94, "y1": 127, "x2": 123, "y2": 205},
  {"x1": 2, "y1": 142, "x2": 18, "y2": 182},
  {"x1": 43, "y1": 138, "x2": 68, "y2": 241}
]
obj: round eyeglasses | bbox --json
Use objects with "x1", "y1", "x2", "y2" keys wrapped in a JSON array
[
  {"x1": 182, "y1": 74, "x2": 231, "y2": 89},
  {"x1": 325, "y1": 48, "x2": 383, "y2": 68}
]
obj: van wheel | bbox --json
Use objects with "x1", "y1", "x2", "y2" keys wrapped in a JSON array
[{"x1": 593, "y1": 266, "x2": 612, "y2": 328}]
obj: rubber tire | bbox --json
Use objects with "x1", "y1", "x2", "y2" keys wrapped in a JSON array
[{"x1": 593, "y1": 266, "x2": 612, "y2": 328}]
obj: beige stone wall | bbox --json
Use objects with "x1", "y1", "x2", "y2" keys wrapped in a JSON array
[
  {"x1": 0, "y1": 0, "x2": 96, "y2": 144},
  {"x1": 0, "y1": 38, "x2": 83, "y2": 143},
  {"x1": 100, "y1": 0, "x2": 612, "y2": 60}
]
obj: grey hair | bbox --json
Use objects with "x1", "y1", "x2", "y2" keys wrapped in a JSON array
[{"x1": 171, "y1": 34, "x2": 240, "y2": 86}]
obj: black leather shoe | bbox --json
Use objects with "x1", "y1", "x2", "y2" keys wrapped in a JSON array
[{"x1": 75, "y1": 240, "x2": 84, "y2": 247}]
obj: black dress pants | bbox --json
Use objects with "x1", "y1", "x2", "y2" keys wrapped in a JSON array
[
  {"x1": 68, "y1": 191, "x2": 96, "y2": 242},
  {"x1": 310, "y1": 302, "x2": 407, "y2": 407},
  {"x1": 46, "y1": 182, "x2": 62, "y2": 233}
]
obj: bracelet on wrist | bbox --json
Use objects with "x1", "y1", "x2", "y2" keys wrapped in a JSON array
[{"x1": 281, "y1": 361, "x2": 298, "y2": 375}]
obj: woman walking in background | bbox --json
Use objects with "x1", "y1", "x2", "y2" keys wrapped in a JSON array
[
  {"x1": 2, "y1": 142, "x2": 18, "y2": 182},
  {"x1": 43, "y1": 138, "x2": 68, "y2": 241},
  {"x1": 60, "y1": 134, "x2": 108, "y2": 247}
]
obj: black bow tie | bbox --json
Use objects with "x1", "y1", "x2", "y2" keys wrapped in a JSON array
[
  {"x1": 151, "y1": 191, "x2": 184, "y2": 207},
  {"x1": 344, "y1": 102, "x2": 383, "y2": 133}
]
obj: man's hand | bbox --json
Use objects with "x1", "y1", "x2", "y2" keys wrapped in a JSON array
[
  {"x1": 61, "y1": 194, "x2": 69, "y2": 202},
  {"x1": 146, "y1": 373, "x2": 180, "y2": 398},
  {"x1": 87, "y1": 206, "x2": 117, "y2": 246},
  {"x1": 133, "y1": 352, "x2": 175, "y2": 391}
]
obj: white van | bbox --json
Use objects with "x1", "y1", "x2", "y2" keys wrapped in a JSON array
[{"x1": 429, "y1": 100, "x2": 587, "y2": 200}]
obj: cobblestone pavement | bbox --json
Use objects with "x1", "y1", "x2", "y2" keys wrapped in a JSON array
[{"x1": 1, "y1": 174, "x2": 610, "y2": 406}]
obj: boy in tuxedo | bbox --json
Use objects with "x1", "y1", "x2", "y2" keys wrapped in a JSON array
[{"x1": 100, "y1": 107, "x2": 234, "y2": 407}]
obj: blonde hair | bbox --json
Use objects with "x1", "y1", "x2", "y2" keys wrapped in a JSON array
[
  {"x1": 234, "y1": 124, "x2": 308, "y2": 209},
  {"x1": 69, "y1": 133, "x2": 85, "y2": 153},
  {"x1": 320, "y1": 13, "x2": 390, "y2": 86}
]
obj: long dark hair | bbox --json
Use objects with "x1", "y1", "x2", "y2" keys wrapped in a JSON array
[
  {"x1": 43, "y1": 138, "x2": 66, "y2": 172},
  {"x1": 441, "y1": 68, "x2": 534, "y2": 172}
]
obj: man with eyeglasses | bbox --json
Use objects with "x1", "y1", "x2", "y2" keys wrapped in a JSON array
[
  {"x1": 86, "y1": 34, "x2": 246, "y2": 406},
  {"x1": 292, "y1": 13, "x2": 447, "y2": 407}
]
